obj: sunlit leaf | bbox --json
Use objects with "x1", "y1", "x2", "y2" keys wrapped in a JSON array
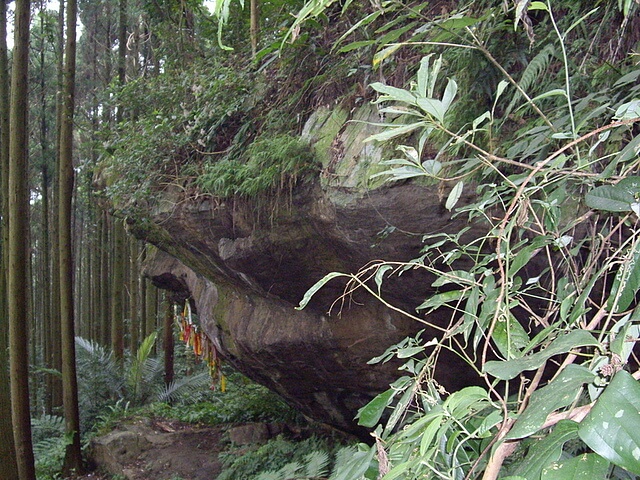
[
  {"x1": 296, "y1": 272, "x2": 346, "y2": 310},
  {"x1": 445, "y1": 181, "x2": 464, "y2": 211},
  {"x1": 441, "y1": 78, "x2": 458, "y2": 113},
  {"x1": 416, "y1": 97, "x2": 445, "y2": 122},
  {"x1": 370, "y1": 83, "x2": 416, "y2": 105},
  {"x1": 431, "y1": 270, "x2": 475, "y2": 287},
  {"x1": 366, "y1": 122, "x2": 428, "y2": 143},
  {"x1": 614, "y1": 99, "x2": 640, "y2": 120},
  {"x1": 421, "y1": 159, "x2": 442, "y2": 177},
  {"x1": 373, "y1": 44, "x2": 402, "y2": 68},
  {"x1": 374, "y1": 265, "x2": 394, "y2": 294}
]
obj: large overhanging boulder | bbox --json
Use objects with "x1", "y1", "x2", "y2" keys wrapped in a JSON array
[{"x1": 129, "y1": 104, "x2": 484, "y2": 434}]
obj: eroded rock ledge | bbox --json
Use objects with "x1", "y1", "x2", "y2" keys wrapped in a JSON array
[{"x1": 130, "y1": 106, "x2": 482, "y2": 434}]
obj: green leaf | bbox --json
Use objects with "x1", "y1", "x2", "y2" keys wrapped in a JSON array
[
  {"x1": 396, "y1": 345, "x2": 425, "y2": 358},
  {"x1": 600, "y1": 135, "x2": 640, "y2": 178},
  {"x1": 529, "y1": 1, "x2": 549, "y2": 10},
  {"x1": 296, "y1": 272, "x2": 346, "y2": 310},
  {"x1": 541, "y1": 453, "x2": 609, "y2": 480},
  {"x1": 330, "y1": 445, "x2": 376, "y2": 480},
  {"x1": 373, "y1": 44, "x2": 402, "y2": 68},
  {"x1": 524, "y1": 88, "x2": 567, "y2": 105},
  {"x1": 578, "y1": 370, "x2": 640, "y2": 475},
  {"x1": 492, "y1": 313, "x2": 530, "y2": 360},
  {"x1": 585, "y1": 176, "x2": 640, "y2": 212},
  {"x1": 419, "y1": 412, "x2": 445, "y2": 456},
  {"x1": 416, "y1": 97, "x2": 445, "y2": 122},
  {"x1": 614, "y1": 99, "x2": 640, "y2": 120},
  {"x1": 374, "y1": 265, "x2": 394, "y2": 294},
  {"x1": 431, "y1": 270, "x2": 475, "y2": 287},
  {"x1": 421, "y1": 159, "x2": 442, "y2": 177},
  {"x1": 483, "y1": 330, "x2": 600, "y2": 380},
  {"x1": 445, "y1": 181, "x2": 464, "y2": 211},
  {"x1": 513, "y1": 420, "x2": 580, "y2": 479},
  {"x1": 416, "y1": 55, "x2": 434, "y2": 99},
  {"x1": 333, "y1": 10, "x2": 382, "y2": 51},
  {"x1": 508, "y1": 239, "x2": 549, "y2": 277},
  {"x1": 417, "y1": 289, "x2": 466, "y2": 311},
  {"x1": 357, "y1": 388, "x2": 395, "y2": 427},
  {"x1": 337, "y1": 40, "x2": 376, "y2": 53},
  {"x1": 441, "y1": 78, "x2": 458, "y2": 113},
  {"x1": 384, "y1": 381, "x2": 416, "y2": 435},
  {"x1": 607, "y1": 238, "x2": 640, "y2": 312},
  {"x1": 507, "y1": 365, "x2": 595, "y2": 439},
  {"x1": 610, "y1": 310, "x2": 640, "y2": 360},
  {"x1": 370, "y1": 83, "x2": 416, "y2": 105},
  {"x1": 365, "y1": 121, "x2": 429, "y2": 143}
]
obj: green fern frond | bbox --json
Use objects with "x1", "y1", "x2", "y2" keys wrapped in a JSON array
[
  {"x1": 506, "y1": 44, "x2": 556, "y2": 116},
  {"x1": 128, "y1": 331, "x2": 159, "y2": 402},
  {"x1": 31, "y1": 414, "x2": 65, "y2": 445},
  {"x1": 303, "y1": 450, "x2": 330, "y2": 478},
  {"x1": 156, "y1": 371, "x2": 212, "y2": 404},
  {"x1": 275, "y1": 461, "x2": 303, "y2": 478},
  {"x1": 253, "y1": 473, "x2": 281, "y2": 480}
]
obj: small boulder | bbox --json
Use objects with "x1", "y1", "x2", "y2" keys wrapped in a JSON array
[{"x1": 228, "y1": 423, "x2": 270, "y2": 445}]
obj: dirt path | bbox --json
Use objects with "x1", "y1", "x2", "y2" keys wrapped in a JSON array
[{"x1": 82, "y1": 419, "x2": 226, "y2": 480}]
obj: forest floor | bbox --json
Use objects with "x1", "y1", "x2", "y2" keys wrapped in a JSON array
[{"x1": 70, "y1": 419, "x2": 226, "y2": 480}]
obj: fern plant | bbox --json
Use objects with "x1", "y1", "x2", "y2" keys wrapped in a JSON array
[{"x1": 32, "y1": 414, "x2": 68, "y2": 479}]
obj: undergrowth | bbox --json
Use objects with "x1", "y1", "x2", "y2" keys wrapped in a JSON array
[
  {"x1": 217, "y1": 434, "x2": 351, "y2": 480},
  {"x1": 197, "y1": 133, "x2": 318, "y2": 198},
  {"x1": 144, "y1": 371, "x2": 301, "y2": 426}
]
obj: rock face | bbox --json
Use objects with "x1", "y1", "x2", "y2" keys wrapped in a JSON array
[{"x1": 133, "y1": 105, "x2": 482, "y2": 435}]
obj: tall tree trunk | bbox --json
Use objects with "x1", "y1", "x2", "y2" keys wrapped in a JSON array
[
  {"x1": 59, "y1": 0, "x2": 83, "y2": 472},
  {"x1": 8, "y1": 1, "x2": 36, "y2": 479},
  {"x1": 250, "y1": 0, "x2": 259, "y2": 58},
  {"x1": 163, "y1": 300, "x2": 174, "y2": 387},
  {"x1": 111, "y1": 218, "x2": 125, "y2": 361},
  {"x1": 130, "y1": 239, "x2": 140, "y2": 351},
  {"x1": 38, "y1": 1, "x2": 54, "y2": 414},
  {"x1": 100, "y1": 211, "x2": 110, "y2": 346},
  {"x1": 140, "y1": 248, "x2": 148, "y2": 338},
  {"x1": 118, "y1": 0, "x2": 127, "y2": 90},
  {"x1": 145, "y1": 276, "x2": 157, "y2": 339},
  {"x1": 0, "y1": 0, "x2": 18, "y2": 474},
  {"x1": 50, "y1": 0, "x2": 66, "y2": 412}
]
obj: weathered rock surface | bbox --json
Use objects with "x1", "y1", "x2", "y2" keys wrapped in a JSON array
[
  {"x1": 90, "y1": 420, "x2": 224, "y2": 479},
  {"x1": 131, "y1": 104, "x2": 483, "y2": 435}
]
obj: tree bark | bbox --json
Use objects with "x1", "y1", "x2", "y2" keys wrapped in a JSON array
[
  {"x1": 8, "y1": 1, "x2": 36, "y2": 478},
  {"x1": 130, "y1": 238, "x2": 140, "y2": 351},
  {"x1": 50, "y1": 0, "x2": 66, "y2": 412},
  {"x1": 0, "y1": 0, "x2": 18, "y2": 474},
  {"x1": 58, "y1": 0, "x2": 83, "y2": 472},
  {"x1": 100, "y1": 211, "x2": 111, "y2": 346},
  {"x1": 111, "y1": 217, "x2": 125, "y2": 361},
  {"x1": 250, "y1": 0, "x2": 259, "y2": 58},
  {"x1": 163, "y1": 300, "x2": 174, "y2": 387}
]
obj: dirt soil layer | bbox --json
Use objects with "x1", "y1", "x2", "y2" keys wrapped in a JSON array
[{"x1": 88, "y1": 419, "x2": 225, "y2": 480}]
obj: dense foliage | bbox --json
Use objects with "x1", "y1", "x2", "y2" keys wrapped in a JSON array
[{"x1": 291, "y1": 0, "x2": 640, "y2": 478}]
